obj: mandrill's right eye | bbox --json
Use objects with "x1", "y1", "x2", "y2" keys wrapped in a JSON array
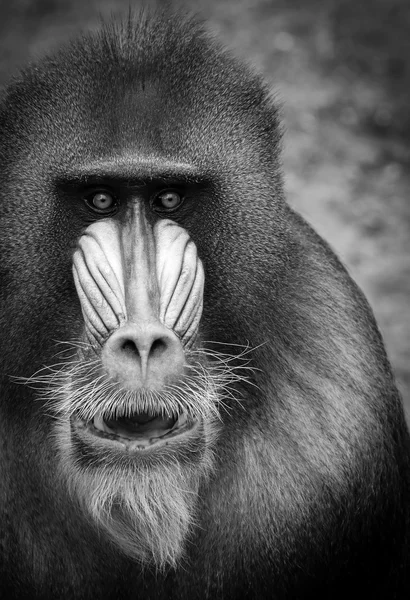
[{"x1": 84, "y1": 190, "x2": 118, "y2": 215}]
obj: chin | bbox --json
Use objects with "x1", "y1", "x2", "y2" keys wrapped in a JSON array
[{"x1": 50, "y1": 350, "x2": 220, "y2": 570}]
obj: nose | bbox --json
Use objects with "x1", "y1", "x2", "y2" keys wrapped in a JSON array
[{"x1": 101, "y1": 320, "x2": 185, "y2": 390}]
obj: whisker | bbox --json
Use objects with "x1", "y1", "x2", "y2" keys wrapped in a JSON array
[{"x1": 10, "y1": 337, "x2": 257, "y2": 423}]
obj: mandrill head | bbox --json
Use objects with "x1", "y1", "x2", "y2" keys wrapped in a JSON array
[{"x1": 2, "y1": 12, "x2": 267, "y2": 571}]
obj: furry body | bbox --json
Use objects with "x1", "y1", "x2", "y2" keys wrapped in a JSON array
[{"x1": 0, "y1": 11, "x2": 409, "y2": 600}]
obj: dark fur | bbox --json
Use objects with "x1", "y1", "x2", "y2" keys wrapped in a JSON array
[{"x1": 0, "y1": 10, "x2": 409, "y2": 599}]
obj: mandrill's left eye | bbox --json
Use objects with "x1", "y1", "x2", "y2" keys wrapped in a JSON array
[
  {"x1": 84, "y1": 191, "x2": 118, "y2": 214},
  {"x1": 152, "y1": 189, "x2": 184, "y2": 213}
]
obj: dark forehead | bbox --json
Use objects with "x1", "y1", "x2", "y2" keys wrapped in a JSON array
[{"x1": 0, "y1": 12, "x2": 278, "y2": 173}]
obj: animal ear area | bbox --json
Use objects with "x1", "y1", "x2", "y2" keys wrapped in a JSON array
[
  {"x1": 72, "y1": 220, "x2": 127, "y2": 343},
  {"x1": 155, "y1": 219, "x2": 205, "y2": 345}
]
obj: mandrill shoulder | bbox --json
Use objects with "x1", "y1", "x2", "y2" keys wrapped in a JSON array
[{"x1": 281, "y1": 206, "x2": 397, "y2": 384}]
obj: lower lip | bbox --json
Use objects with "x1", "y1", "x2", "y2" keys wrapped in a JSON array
[{"x1": 70, "y1": 413, "x2": 200, "y2": 452}]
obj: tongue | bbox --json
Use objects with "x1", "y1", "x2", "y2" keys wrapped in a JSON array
[{"x1": 104, "y1": 412, "x2": 177, "y2": 439}]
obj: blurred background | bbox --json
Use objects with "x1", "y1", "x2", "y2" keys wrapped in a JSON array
[{"x1": 1, "y1": 0, "x2": 409, "y2": 419}]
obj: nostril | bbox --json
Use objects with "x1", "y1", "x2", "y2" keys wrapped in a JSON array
[
  {"x1": 119, "y1": 337, "x2": 168, "y2": 359},
  {"x1": 149, "y1": 338, "x2": 167, "y2": 358},
  {"x1": 121, "y1": 340, "x2": 140, "y2": 357}
]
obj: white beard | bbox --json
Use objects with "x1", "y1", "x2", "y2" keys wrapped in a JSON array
[{"x1": 59, "y1": 433, "x2": 215, "y2": 570}]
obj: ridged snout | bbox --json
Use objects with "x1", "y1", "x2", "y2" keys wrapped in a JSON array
[{"x1": 72, "y1": 211, "x2": 204, "y2": 389}]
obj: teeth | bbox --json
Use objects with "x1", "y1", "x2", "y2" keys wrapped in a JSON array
[{"x1": 93, "y1": 415, "x2": 113, "y2": 434}]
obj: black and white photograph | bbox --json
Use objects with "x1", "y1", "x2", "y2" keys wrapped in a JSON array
[{"x1": 0, "y1": 1, "x2": 409, "y2": 598}]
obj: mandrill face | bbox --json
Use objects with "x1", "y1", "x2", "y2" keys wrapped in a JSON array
[{"x1": 46, "y1": 198, "x2": 225, "y2": 568}]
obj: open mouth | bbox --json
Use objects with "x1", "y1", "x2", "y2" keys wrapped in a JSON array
[{"x1": 72, "y1": 410, "x2": 197, "y2": 450}]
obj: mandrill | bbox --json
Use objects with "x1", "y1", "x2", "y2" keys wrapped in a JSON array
[{"x1": 0, "y1": 9, "x2": 409, "y2": 600}]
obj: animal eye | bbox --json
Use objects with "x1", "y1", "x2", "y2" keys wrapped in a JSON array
[
  {"x1": 84, "y1": 191, "x2": 117, "y2": 214},
  {"x1": 152, "y1": 190, "x2": 183, "y2": 212}
]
